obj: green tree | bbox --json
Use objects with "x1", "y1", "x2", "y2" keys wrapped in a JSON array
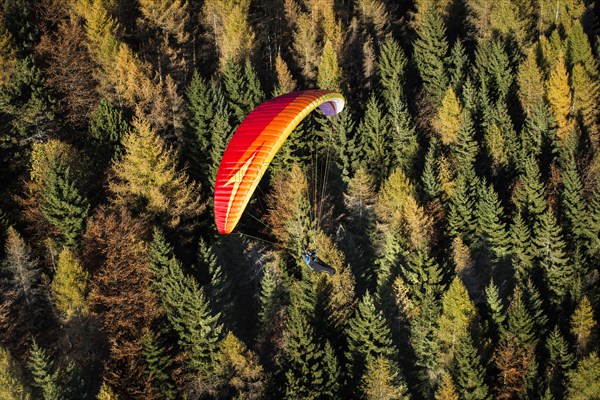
[
  {"x1": 27, "y1": 340, "x2": 63, "y2": 400},
  {"x1": 571, "y1": 63, "x2": 599, "y2": 146},
  {"x1": 222, "y1": 58, "x2": 264, "y2": 125},
  {"x1": 447, "y1": 173, "x2": 477, "y2": 244},
  {"x1": 50, "y1": 249, "x2": 88, "y2": 319},
  {"x1": 566, "y1": 20, "x2": 596, "y2": 74},
  {"x1": 357, "y1": 94, "x2": 392, "y2": 184},
  {"x1": 514, "y1": 157, "x2": 547, "y2": 229},
  {"x1": 545, "y1": 325, "x2": 574, "y2": 398},
  {"x1": 87, "y1": 98, "x2": 129, "y2": 171},
  {"x1": 534, "y1": 208, "x2": 573, "y2": 306},
  {"x1": 510, "y1": 212, "x2": 535, "y2": 281},
  {"x1": 453, "y1": 333, "x2": 490, "y2": 400},
  {"x1": 413, "y1": 4, "x2": 449, "y2": 104},
  {"x1": 565, "y1": 352, "x2": 600, "y2": 400},
  {"x1": 141, "y1": 330, "x2": 175, "y2": 400},
  {"x1": 475, "y1": 181, "x2": 510, "y2": 274},
  {"x1": 257, "y1": 265, "x2": 281, "y2": 341},
  {"x1": 422, "y1": 139, "x2": 440, "y2": 200},
  {"x1": 346, "y1": 291, "x2": 398, "y2": 386}
]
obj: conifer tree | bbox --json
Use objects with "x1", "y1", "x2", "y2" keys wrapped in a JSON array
[
  {"x1": 570, "y1": 296, "x2": 596, "y2": 356},
  {"x1": 87, "y1": 98, "x2": 129, "y2": 170},
  {"x1": 521, "y1": 278, "x2": 549, "y2": 339},
  {"x1": 514, "y1": 157, "x2": 547, "y2": 229},
  {"x1": 0, "y1": 347, "x2": 28, "y2": 400},
  {"x1": 40, "y1": 163, "x2": 89, "y2": 249},
  {"x1": 546, "y1": 56, "x2": 573, "y2": 141},
  {"x1": 198, "y1": 238, "x2": 235, "y2": 330},
  {"x1": 448, "y1": 40, "x2": 468, "y2": 91},
  {"x1": 357, "y1": 94, "x2": 392, "y2": 184},
  {"x1": 257, "y1": 265, "x2": 281, "y2": 341},
  {"x1": 403, "y1": 245, "x2": 444, "y2": 304},
  {"x1": 566, "y1": 21, "x2": 596, "y2": 75},
  {"x1": 452, "y1": 114, "x2": 479, "y2": 174},
  {"x1": 510, "y1": 212, "x2": 535, "y2": 281},
  {"x1": 346, "y1": 291, "x2": 398, "y2": 386},
  {"x1": 274, "y1": 53, "x2": 297, "y2": 95},
  {"x1": 201, "y1": 0, "x2": 255, "y2": 67},
  {"x1": 505, "y1": 288, "x2": 537, "y2": 348},
  {"x1": 447, "y1": 173, "x2": 477, "y2": 244},
  {"x1": 109, "y1": 118, "x2": 204, "y2": 234},
  {"x1": 571, "y1": 63, "x2": 599, "y2": 146},
  {"x1": 545, "y1": 325, "x2": 574, "y2": 398},
  {"x1": 281, "y1": 305, "x2": 340, "y2": 400},
  {"x1": 422, "y1": 139, "x2": 441, "y2": 200},
  {"x1": 484, "y1": 278, "x2": 505, "y2": 341},
  {"x1": 436, "y1": 277, "x2": 477, "y2": 366},
  {"x1": 361, "y1": 355, "x2": 409, "y2": 400},
  {"x1": 0, "y1": 19, "x2": 15, "y2": 86},
  {"x1": 453, "y1": 333, "x2": 490, "y2": 400},
  {"x1": 534, "y1": 208, "x2": 573, "y2": 306},
  {"x1": 317, "y1": 40, "x2": 341, "y2": 90},
  {"x1": 413, "y1": 4, "x2": 449, "y2": 104},
  {"x1": 434, "y1": 86, "x2": 463, "y2": 146},
  {"x1": 517, "y1": 48, "x2": 544, "y2": 115},
  {"x1": 475, "y1": 181, "x2": 510, "y2": 272},
  {"x1": 28, "y1": 340, "x2": 63, "y2": 400},
  {"x1": 493, "y1": 332, "x2": 535, "y2": 399},
  {"x1": 96, "y1": 382, "x2": 118, "y2": 400},
  {"x1": 222, "y1": 58, "x2": 264, "y2": 125},
  {"x1": 141, "y1": 330, "x2": 175, "y2": 400},
  {"x1": 378, "y1": 37, "x2": 407, "y2": 106},
  {"x1": 435, "y1": 371, "x2": 459, "y2": 400},
  {"x1": 214, "y1": 332, "x2": 267, "y2": 399},
  {"x1": 51, "y1": 249, "x2": 88, "y2": 319},
  {"x1": 565, "y1": 352, "x2": 600, "y2": 400},
  {"x1": 149, "y1": 232, "x2": 223, "y2": 376}
]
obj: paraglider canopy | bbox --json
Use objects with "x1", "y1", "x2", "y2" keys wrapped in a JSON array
[{"x1": 213, "y1": 89, "x2": 345, "y2": 234}]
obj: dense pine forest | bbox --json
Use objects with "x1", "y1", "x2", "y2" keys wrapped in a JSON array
[{"x1": 1, "y1": 0, "x2": 599, "y2": 399}]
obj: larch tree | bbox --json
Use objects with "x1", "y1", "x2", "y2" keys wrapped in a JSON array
[
  {"x1": 0, "y1": 18, "x2": 15, "y2": 86},
  {"x1": 202, "y1": 0, "x2": 255, "y2": 68},
  {"x1": 434, "y1": 371, "x2": 459, "y2": 400},
  {"x1": 546, "y1": 56, "x2": 574, "y2": 141},
  {"x1": 433, "y1": 86, "x2": 463, "y2": 146},
  {"x1": 317, "y1": 39, "x2": 341, "y2": 90},
  {"x1": 570, "y1": 296, "x2": 596, "y2": 356},
  {"x1": 50, "y1": 248, "x2": 89, "y2": 320},
  {"x1": 0, "y1": 347, "x2": 28, "y2": 400},
  {"x1": 361, "y1": 354, "x2": 409, "y2": 400},
  {"x1": 274, "y1": 53, "x2": 297, "y2": 95},
  {"x1": 517, "y1": 47, "x2": 545, "y2": 116},
  {"x1": 109, "y1": 118, "x2": 205, "y2": 236},
  {"x1": 85, "y1": 208, "x2": 159, "y2": 398}
]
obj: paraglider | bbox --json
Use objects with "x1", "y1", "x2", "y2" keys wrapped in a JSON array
[
  {"x1": 302, "y1": 249, "x2": 336, "y2": 275},
  {"x1": 213, "y1": 89, "x2": 345, "y2": 234}
]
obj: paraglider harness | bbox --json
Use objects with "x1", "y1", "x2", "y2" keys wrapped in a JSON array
[{"x1": 303, "y1": 249, "x2": 335, "y2": 275}]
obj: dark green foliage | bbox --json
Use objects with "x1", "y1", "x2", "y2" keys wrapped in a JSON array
[
  {"x1": 2, "y1": 0, "x2": 37, "y2": 52},
  {"x1": 510, "y1": 212, "x2": 535, "y2": 281},
  {"x1": 453, "y1": 333, "x2": 491, "y2": 400},
  {"x1": 452, "y1": 114, "x2": 479, "y2": 172},
  {"x1": 333, "y1": 110, "x2": 358, "y2": 184},
  {"x1": 484, "y1": 279, "x2": 505, "y2": 341},
  {"x1": 222, "y1": 58, "x2": 264, "y2": 125},
  {"x1": 346, "y1": 291, "x2": 398, "y2": 386},
  {"x1": 402, "y1": 245, "x2": 444, "y2": 304},
  {"x1": 40, "y1": 164, "x2": 89, "y2": 248},
  {"x1": 357, "y1": 94, "x2": 392, "y2": 185},
  {"x1": 515, "y1": 157, "x2": 547, "y2": 229},
  {"x1": 257, "y1": 265, "x2": 282, "y2": 341},
  {"x1": 475, "y1": 181, "x2": 510, "y2": 269},
  {"x1": 447, "y1": 173, "x2": 477, "y2": 244},
  {"x1": 413, "y1": 4, "x2": 449, "y2": 104},
  {"x1": 0, "y1": 56, "x2": 54, "y2": 177},
  {"x1": 519, "y1": 102, "x2": 555, "y2": 168},
  {"x1": 87, "y1": 98, "x2": 129, "y2": 170},
  {"x1": 521, "y1": 278, "x2": 549, "y2": 339},
  {"x1": 505, "y1": 288, "x2": 537, "y2": 348},
  {"x1": 448, "y1": 40, "x2": 468, "y2": 91},
  {"x1": 421, "y1": 138, "x2": 440, "y2": 201},
  {"x1": 410, "y1": 291, "x2": 441, "y2": 398},
  {"x1": 474, "y1": 39, "x2": 513, "y2": 102},
  {"x1": 142, "y1": 330, "x2": 175, "y2": 399},
  {"x1": 544, "y1": 325, "x2": 574, "y2": 398}
]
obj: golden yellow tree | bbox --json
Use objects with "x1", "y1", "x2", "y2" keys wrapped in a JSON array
[
  {"x1": 274, "y1": 53, "x2": 297, "y2": 94},
  {"x1": 434, "y1": 87, "x2": 463, "y2": 145},
  {"x1": 434, "y1": 371, "x2": 459, "y2": 400},
  {"x1": 570, "y1": 296, "x2": 596, "y2": 355},
  {"x1": 317, "y1": 40, "x2": 341, "y2": 90},
  {"x1": 109, "y1": 119, "x2": 204, "y2": 233},
  {"x1": 202, "y1": 0, "x2": 255, "y2": 68},
  {"x1": 51, "y1": 249, "x2": 89, "y2": 319},
  {"x1": 546, "y1": 56, "x2": 574, "y2": 141}
]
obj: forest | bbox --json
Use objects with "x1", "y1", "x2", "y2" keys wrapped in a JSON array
[{"x1": 0, "y1": 0, "x2": 599, "y2": 399}]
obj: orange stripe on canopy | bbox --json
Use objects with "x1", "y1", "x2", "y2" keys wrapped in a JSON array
[{"x1": 214, "y1": 89, "x2": 345, "y2": 234}]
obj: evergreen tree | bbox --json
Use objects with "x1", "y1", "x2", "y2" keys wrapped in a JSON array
[
  {"x1": 451, "y1": 114, "x2": 478, "y2": 174},
  {"x1": 505, "y1": 288, "x2": 537, "y2": 348},
  {"x1": 534, "y1": 208, "x2": 573, "y2": 306},
  {"x1": 51, "y1": 249, "x2": 88, "y2": 319},
  {"x1": 87, "y1": 98, "x2": 129, "y2": 170},
  {"x1": 361, "y1": 355, "x2": 408, "y2": 400},
  {"x1": 545, "y1": 325, "x2": 574, "y2": 398},
  {"x1": 422, "y1": 138, "x2": 441, "y2": 201},
  {"x1": 413, "y1": 4, "x2": 449, "y2": 104},
  {"x1": 570, "y1": 296, "x2": 596, "y2": 356},
  {"x1": 357, "y1": 94, "x2": 392, "y2": 184},
  {"x1": 222, "y1": 58, "x2": 264, "y2": 125},
  {"x1": 198, "y1": 238, "x2": 235, "y2": 330},
  {"x1": 40, "y1": 163, "x2": 89, "y2": 248},
  {"x1": 510, "y1": 212, "x2": 535, "y2": 281},
  {"x1": 257, "y1": 265, "x2": 281, "y2": 341},
  {"x1": 28, "y1": 340, "x2": 63, "y2": 400},
  {"x1": 521, "y1": 278, "x2": 549, "y2": 339},
  {"x1": 475, "y1": 180, "x2": 510, "y2": 273},
  {"x1": 484, "y1": 278, "x2": 505, "y2": 341},
  {"x1": 346, "y1": 291, "x2": 398, "y2": 386},
  {"x1": 571, "y1": 63, "x2": 599, "y2": 146},
  {"x1": 403, "y1": 245, "x2": 444, "y2": 304},
  {"x1": 565, "y1": 352, "x2": 600, "y2": 400},
  {"x1": 448, "y1": 40, "x2": 468, "y2": 91},
  {"x1": 447, "y1": 173, "x2": 477, "y2": 244},
  {"x1": 566, "y1": 20, "x2": 596, "y2": 75},
  {"x1": 141, "y1": 330, "x2": 175, "y2": 400},
  {"x1": 333, "y1": 109, "x2": 358, "y2": 183},
  {"x1": 519, "y1": 102, "x2": 555, "y2": 169},
  {"x1": 514, "y1": 157, "x2": 547, "y2": 229},
  {"x1": 453, "y1": 333, "x2": 490, "y2": 400}
]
